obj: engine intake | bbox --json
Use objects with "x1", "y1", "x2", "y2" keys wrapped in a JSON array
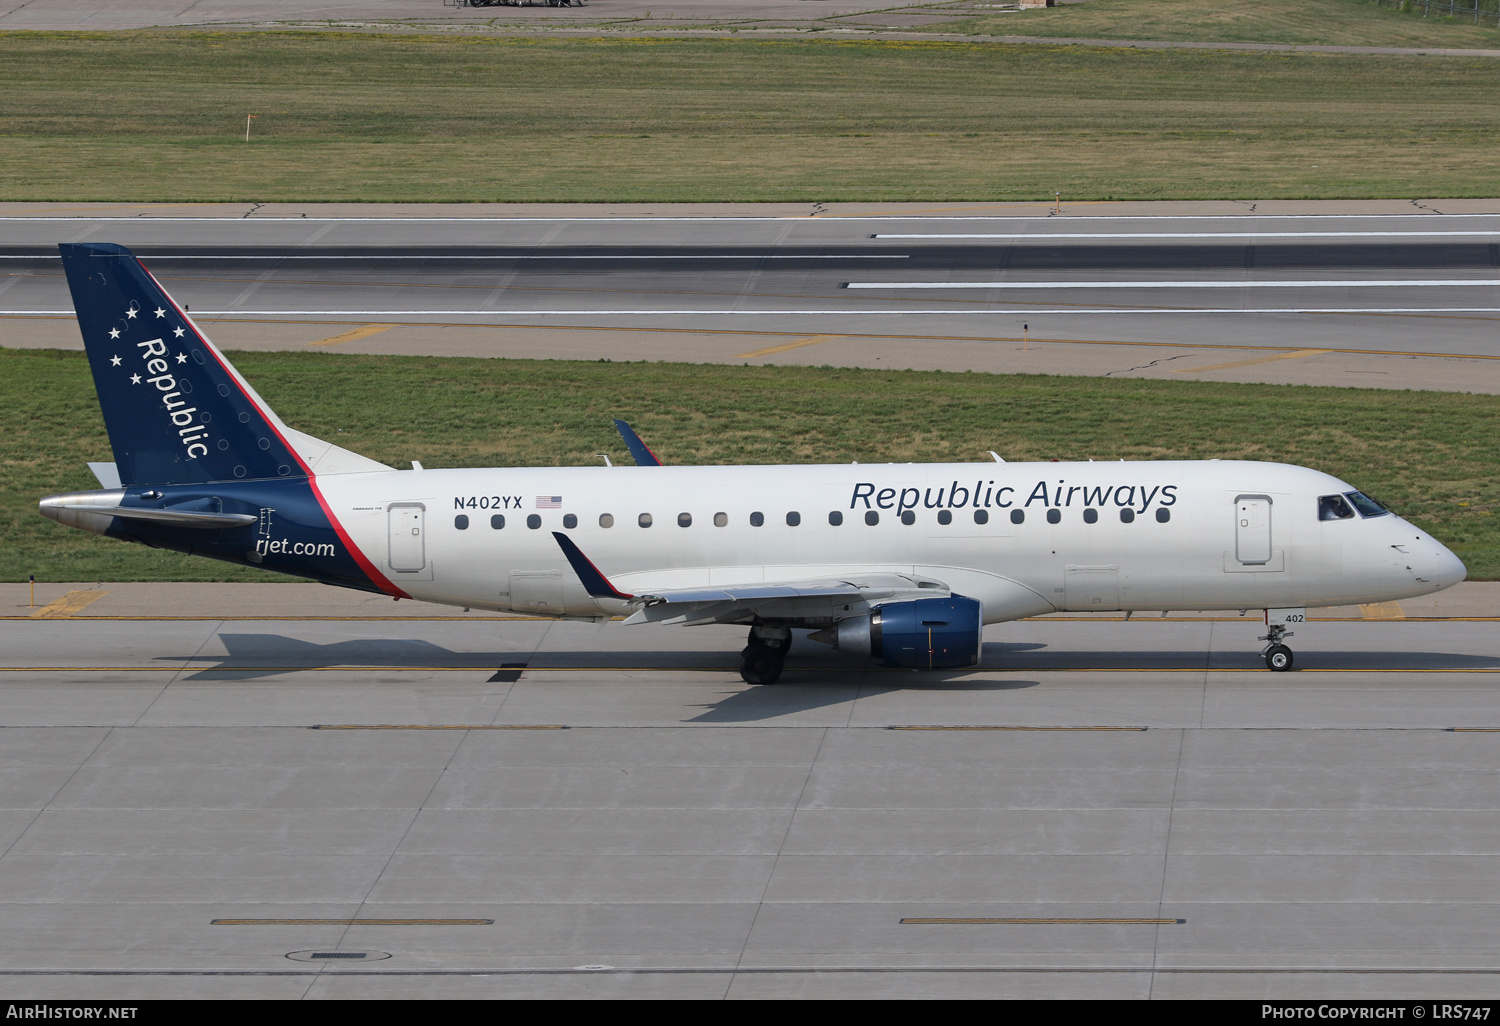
[{"x1": 821, "y1": 596, "x2": 983, "y2": 670}]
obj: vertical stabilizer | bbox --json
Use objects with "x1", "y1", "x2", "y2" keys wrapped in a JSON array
[{"x1": 58, "y1": 243, "x2": 390, "y2": 486}]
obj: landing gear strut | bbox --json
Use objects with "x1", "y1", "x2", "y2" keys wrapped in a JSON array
[
  {"x1": 1259, "y1": 623, "x2": 1295, "y2": 672},
  {"x1": 739, "y1": 627, "x2": 790, "y2": 685}
]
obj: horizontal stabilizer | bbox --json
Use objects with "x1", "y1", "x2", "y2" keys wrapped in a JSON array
[
  {"x1": 56, "y1": 504, "x2": 257, "y2": 529},
  {"x1": 87, "y1": 462, "x2": 121, "y2": 489}
]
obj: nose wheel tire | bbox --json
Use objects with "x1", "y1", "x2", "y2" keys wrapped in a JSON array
[
  {"x1": 739, "y1": 643, "x2": 786, "y2": 686},
  {"x1": 1265, "y1": 644, "x2": 1294, "y2": 672}
]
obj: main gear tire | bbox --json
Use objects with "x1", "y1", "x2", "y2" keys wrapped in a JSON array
[{"x1": 739, "y1": 643, "x2": 785, "y2": 685}]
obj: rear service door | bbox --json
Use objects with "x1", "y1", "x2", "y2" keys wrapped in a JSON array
[{"x1": 388, "y1": 503, "x2": 426, "y2": 572}]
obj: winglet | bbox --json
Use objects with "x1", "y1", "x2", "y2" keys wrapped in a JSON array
[
  {"x1": 553, "y1": 532, "x2": 635, "y2": 600},
  {"x1": 613, "y1": 420, "x2": 663, "y2": 467}
]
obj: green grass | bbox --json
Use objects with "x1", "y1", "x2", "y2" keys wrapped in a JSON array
[
  {"x1": 4, "y1": 347, "x2": 1499, "y2": 583},
  {"x1": 0, "y1": 31, "x2": 1497, "y2": 201},
  {"x1": 930, "y1": 0, "x2": 1500, "y2": 47}
]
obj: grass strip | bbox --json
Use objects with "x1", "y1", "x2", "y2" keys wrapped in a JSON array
[
  {"x1": 0, "y1": 31, "x2": 1497, "y2": 201},
  {"x1": 3, "y1": 347, "x2": 1497, "y2": 582},
  {"x1": 928, "y1": 0, "x2": 1500, "y2": 48}
]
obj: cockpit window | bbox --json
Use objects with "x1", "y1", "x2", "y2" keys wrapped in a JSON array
[
  {"x1": 1318, "y1": 494, "x2": 1355, "y2": 521},
  {"x1": 1343, "y1": 491, "x2": 1390, "y2": 518}
]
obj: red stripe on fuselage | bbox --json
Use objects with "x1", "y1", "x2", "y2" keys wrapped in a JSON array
[
  {"x1": 309, "y1": 475, "x2": 410, "y2": 599},
  {"x1": 139, "y1": 258, "x2": 410, "y2": 599}
]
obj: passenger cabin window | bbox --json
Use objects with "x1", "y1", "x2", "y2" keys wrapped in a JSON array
[
  {"x1": 491, "y1": 514, "x2": 505, "y2": 530},
  {"x1": 828, "y1": 511, "x2": 843, "y2": 526},
  {"x1": 638, "y1": 513, "x2": 653, "y2": 528},
  {"x1": 599, "y1": 513, "x2": 614, "y2": 528},
  {"x1": 786, "y1": 511, "x2": 801, "y2": 527},
  {"x1": 865, "y1": 511, "x2": 879, "y2": 526},
  {"x1": 937, "y1": 510, "x2": 952, "y2": 525},
  {"x1": 714, "y1": 512, "x2": 728, "y2": 527},
  {"x1": 1120, "y1": 508, "x2": 1134, "y2": 523},
  {"x1": 1155, "y1": 508, "x2": 1171, "y2": 523},
  {"x1": 563, "y1": 513, "x2": 578, "y2": 529},
  {"x1": 974, "y1": 509, "x2": 989, "y2": 525},
  {"x1": 1046, "y1": 508, "x2": 1061, "y2": 524},
  {"x1": 527, "y1": 514, "x2": 541, "y2": 530},
  {"x1": 1083, "y1": 508, "x2": 1098, "y2": 524},
  {"x1": 1344, "y1": 491, "x2": 1390, "y2": 518},
  {"x1": 900, "y1": 510, "x2": 915, "y2": 525},
  {"x1": 1011, "y1": 509, "x2": 1024, "y2": 525},
  {"x1": 454, "y1": 514, "x2": 469, "y2": 530},
  {"x1": 750, "y1": 512, "x2": 765, "y2": 527},
  {"x1": 678, "y1": 512, "x2": 692, "y2": 528},
  {"x1": 1318, "y1": 494, "x2": 1356, "y2": 521}
]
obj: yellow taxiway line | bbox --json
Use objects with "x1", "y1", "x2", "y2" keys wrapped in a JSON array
[{"x1": 306, "y1": 323, "x2": 397, "y2": 346}]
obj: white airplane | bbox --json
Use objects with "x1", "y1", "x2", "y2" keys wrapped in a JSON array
[{"x1": 41, "y1": 243, "x2": 1466, "y2": 683}]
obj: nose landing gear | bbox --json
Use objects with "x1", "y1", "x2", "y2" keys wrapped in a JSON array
[{"x1": 1259, "y1": 623, "x2": 1295, "y2": 672}]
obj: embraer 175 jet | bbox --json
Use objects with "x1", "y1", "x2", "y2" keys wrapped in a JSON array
[{"x1": 40, "y1": 244, "x2": 1466, "y2": 683}]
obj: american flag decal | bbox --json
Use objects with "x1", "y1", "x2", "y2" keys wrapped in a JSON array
[{"x1": 536, "y1": 496, "x2": 562, "y2": 509}]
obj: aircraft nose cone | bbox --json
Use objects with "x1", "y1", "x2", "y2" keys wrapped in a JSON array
[{"x1": 1435, "y1": 543, "x2": 1467, "y2": 590}]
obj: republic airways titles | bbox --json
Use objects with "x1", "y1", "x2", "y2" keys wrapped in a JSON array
[{"x1": 851, "y1": 479, "x2": 1179, "y2": 514}]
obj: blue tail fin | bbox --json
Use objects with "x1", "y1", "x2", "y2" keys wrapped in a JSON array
[{"x1": 58, "y1": 243, "x2": 309, "y2": 487}]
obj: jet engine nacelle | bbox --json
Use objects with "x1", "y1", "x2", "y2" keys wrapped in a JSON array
[{"x1": 827, "y1": 595, "x2": 983, "y2": 669}]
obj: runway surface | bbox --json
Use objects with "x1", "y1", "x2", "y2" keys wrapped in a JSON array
[
  {"x1": 4, "y1": 581, "x2": 1500, "y2": 998},
  {"x1": 5, "y1": 201, "x2": 1500, "y2": 391}
]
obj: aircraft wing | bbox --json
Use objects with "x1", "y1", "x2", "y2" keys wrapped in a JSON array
[
  {"x1": 612, "y1": 419, "x2": 663, "y2": 467},
  {"x1": 552, "y1": 532, "x2": 948, "y2": 626}
]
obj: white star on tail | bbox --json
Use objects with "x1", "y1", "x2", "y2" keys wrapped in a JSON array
[
  {"x1": 154, "y1": 308, "x2": 166, "y2": 318},
  {"x1": 173, "y1": 327, "x2": 185, "y2": 338},
  {"x1": 109, "y1": 328, "x2": 120, "y2": 339},
  {"x1": 110, "y1": 355, "x2": 121, "y2": 367},
  {"x1": 125, "y1": 308, "x2": 137, "y2": 319},
  {"x1": 175, "y1": 352, "x2": 188, "y2": 364},
  {"x1": 129, "y1": 374, "x2": 141, "y2": 384}
]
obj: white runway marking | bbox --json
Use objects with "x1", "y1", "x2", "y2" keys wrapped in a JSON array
[
  {"x1": 846, "y1": 279, "x2": 1500, "y2": 290},
  {"x1": 0, "y1": 254, "x2": 910, "y2": 260},
  {"x1": 874, "y1": 231, "x2": 1500, "y2": 239}
]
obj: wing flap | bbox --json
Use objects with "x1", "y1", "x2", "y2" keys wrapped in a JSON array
[{"x1": 621, "y1": 573, "x2": 948, "y2": 626}]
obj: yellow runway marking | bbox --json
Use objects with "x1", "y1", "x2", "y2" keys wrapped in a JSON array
[
  {"x1": 1173, "y1": 349, "x2": 1330, "y2": 373},
  {"x1": 306, "y1": 323, "x2": 397, "y2": 346},
  {"x1": 212, "y1": 918, "x2": 492, "y2": 926},
  {"x1": 8, "y1": 310, "x2": 1500, "y2": 362},
  {"x1": 310, "y1": 724, "x2": 565, "y2": 730},
  {"x1": 735, "y1": 334, "x2": 843, "y2": 358},
  {"x1": 901, "y1": 918, "x2": 1183, "y2": 925},
  {"x1": 1360, "y1": 601, "x2": 1406, "y2": 620},
  {"x1": 6, "y1": 614, "x2": 1493, "y2": 623},
  {"x1": 3, "y1": 665, "x2": 1500, "y2": 674},
  {"x1": 2, "y1": 615, "x2": 552, "y2": 621},
  {"x1": 28, "y1": 590, "x2": 108, "y2": 618},
  {"x1": 890, "y1": 725, "x2": 1147, "y2": 731}
]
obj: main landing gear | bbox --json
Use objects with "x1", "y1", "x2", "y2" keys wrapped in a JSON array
[
  {"x1": 739, "y1": 626, "x2": 791, "y2": 685},
  {"x1": 1259, "y1": 623, "x2": 1295, "y2": 672}
]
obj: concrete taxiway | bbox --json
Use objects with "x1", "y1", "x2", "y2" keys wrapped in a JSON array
[
  {"x1": 4, "y1": 201, "x2": 1500, "y2": 392},
  {"x1": 3, "y1": 581, "x2": 1500, "y2": 998}
]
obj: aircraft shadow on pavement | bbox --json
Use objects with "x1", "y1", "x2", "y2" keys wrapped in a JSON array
[
  {"x1": 163, "y1": 633, "x2": 1500, "y2": 683},
  {"x1": 170, "y1": 633, "x2": 524, "y2": 681},
  {"x1": 689, "y1": 668, "x2": 1041, "y2": 723}
]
